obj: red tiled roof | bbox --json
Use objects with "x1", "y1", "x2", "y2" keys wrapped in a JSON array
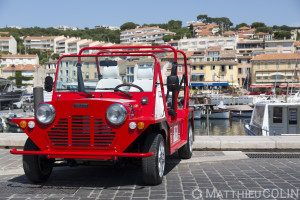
[
  {"x1": 122, "y1": 26, "x2": 164, "y2": 32},
  {"x1": 294, "y1": 41, "x2": 300, "y2": 46},
  {"x1": 206, "y1": 24, "x2": 219, "y2": 29},
  {"x1": 3, "y1": 64, "x2": 39, "y2": 71},
  {"x1": 252, "y1": 53, "x2": 300, "y2": 61},
  {"x1": 223, "y1": 31, "x2": 235, "y2": 35},
  {"x1": 238, "y1": 26, "x2": 250, "y2": 30},
  {"x1": 0, "y1": 32, "x2": 9, "y2": 35},
  {"x1": 242, "y1": 29, "x2": 255, "y2": 34},
  {"x1": 207, "y1": 46, "x2": 221, "y2": 52},
  {"x1": 193, "y1": 22, "x2": 206, "y2": 26},
  {"x1": 198, "y1": 30, "x2": 213, "y2": 36},
  {"x1": 238, "y1": 34, "x2": 250, "y2": 39},
  {"x1": 256, "y1": 32, "x2": 269, "y2": 35},
  {"x1": 0, "y1": 37, "x2": 13, "y2": 40}
]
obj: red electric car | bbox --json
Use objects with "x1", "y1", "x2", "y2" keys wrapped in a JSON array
[{"x1": 11, "y1": 45, "x2": 194, "y2": 185}]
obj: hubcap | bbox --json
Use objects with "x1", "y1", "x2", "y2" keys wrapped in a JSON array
[
  {"x1": 158, "y1": 141, "x2": 165, "y2": 177},
  {"x1": 189, "y1": 126, "x2": 193, "y2": 153}
]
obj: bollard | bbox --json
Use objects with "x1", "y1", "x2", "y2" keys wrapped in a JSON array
[{"x1": 33, "y1": 87, "x2": 44, "y2": 112}]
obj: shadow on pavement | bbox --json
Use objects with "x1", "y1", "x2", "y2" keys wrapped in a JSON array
[{"x1": 5, "y1": 156, "x2": 181, "y2": 194}]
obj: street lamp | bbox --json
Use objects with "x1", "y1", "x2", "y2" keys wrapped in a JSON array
[{"x1": 11, "y1": 64, "x2": 15, "y2": 110}]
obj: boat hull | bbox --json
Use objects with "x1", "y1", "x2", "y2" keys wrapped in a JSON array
[{"x1": 202, "y1": 110, "x2": 230, "y2": 119}]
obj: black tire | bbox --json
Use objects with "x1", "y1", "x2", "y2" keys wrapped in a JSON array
[
  {"x1": 142, "y1": 133, "x2": 165, "y2": 185},
  {"x1": 178, "y1": 122, "x2": 193, "y2": 159},
  {"x1": 23, "y1": 138, "x2": 53, "y2": 183}
]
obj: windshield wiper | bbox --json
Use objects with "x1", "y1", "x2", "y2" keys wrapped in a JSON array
[
  {"x1": 55, "y1": 89, "x2": 94, "y2": 98},
  {"x1": 100, "y1": 88, "x2": 132, "y2": 97}
]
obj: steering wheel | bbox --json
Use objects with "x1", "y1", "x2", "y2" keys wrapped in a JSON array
[{"x1": 114, "y1": 83, "x2": 144, "y2": 92}]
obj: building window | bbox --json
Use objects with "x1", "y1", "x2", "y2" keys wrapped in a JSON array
[
  {"x1": 238, "y1": 59, "x2": 242, "y2": 64},
  {"x1": 228, "y1": 65, "x2": 233, "y2": 70},
  {"x1": 221, "y1": 75, "x2": 225, "y2": 80},
  {"x1": 85, "y1": 72, "x2": 89, "y2": 79},
  {"x1": 73, "y1": 71, "x2": 76, "y2": 76},
  {"x1": 273, "y1": 107, "x2": 282, "y2": 123},
  {"x1": 265, "y1": 63, "x2": 268, "y2": 69},
  {"x1": 238, "y1": 68, "x2": 243, "y2": 74},
  {"x1": 257, "y1": 63, "x2": 260, "y2": 69},
  {"x1": 289, "y1": 108, "x2": 297, "y2": 125},
  {"x1": 221, "y1": 65, "x2": 226, "y2": 72},
  {"x1": 94, "y1": 72, "x2": 97, "y2": 78},
  {"x1": 211, "y1": 65, "x2": 215, "y2": 70},
  {"x1": 288, "y1": 62, "x2": 291, "y2": 68},
  {"x1": 192, "y1": 66, "x2": 196, "y2": 70},
  {"x1": 212, "y1": 74, "x2": 216, "y2": 81},
  {"x1": 178, "y1": 65, "x2": 182, "y2": 72},
  {"x1": 86, "y1": 63, "x2": 89, "y2": 68},
  {"x1": 276, "y1": 62, "x2": 279, "y2": 69},
  {"x1": 200, "y1": 65, "x2": 204, "y2": 70}
]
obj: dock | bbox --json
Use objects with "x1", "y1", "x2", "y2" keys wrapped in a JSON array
[{"x1": 1, "y1": 133, "x2": 300, "y2": 151}]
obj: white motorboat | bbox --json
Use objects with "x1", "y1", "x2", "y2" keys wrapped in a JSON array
[{"x1": 244, "y1": 102, "x2": 300, "y2": 136}]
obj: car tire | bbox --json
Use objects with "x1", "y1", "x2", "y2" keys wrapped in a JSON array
[
  {"x1": 142, "y1": 133, "x2": 165, "y2": 185},
  {"x1": 178, "y1": 122, "x2": 193, "y2": 159},
  {"x1": 23, "y1": 138, "x2": 53, "y2": 183}
]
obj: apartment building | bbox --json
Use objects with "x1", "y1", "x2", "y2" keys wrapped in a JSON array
[
  {"x1": 295, "y1": 41, "x2": 300, "y2": 52},
  {"x1": 2, "y1": 64, "x2": 40, "y2": 89},
  {"x1": 265, "y1": 40, "x2": 295, "y2": 54},
  {"x1": 0, "y1": 36, "x2": 17, "y2": 54},
  {"x1": 56, "y1": 37, "x2": 77, "y2": 55},
  {"x1": 55, "y1": 25, "x2": 77, "y2": 31},
  {"x1": 45, "y1": 60, "x2": 58, "y2": 80},
  {"x1": 252, "y1": 53, "x2": 300, "y2": 88},
  {"x1": 190, "y1": 61, "x2": 239, "y2": 89},
  {"x1": 24, "y1": 36, "x2": 65, "y2": 53},
  {"x1": 67, "y1": 39, "x2": 89, "y2": 54},
  {"x1": 236, "y1": 40, "x2": 265, "y2": 57},
  {"x1": 178, "y1": 36, "x2": 238, "y2": 52},
  {"x1": 95, "y1": 25, "x2": 120, "y2": 30},
  {"x1": 120, "y1": 27, "x2": 175, "y2": 44},
  {"x1": 0, "y1": 54, "x2": 39, "y2": 67}
]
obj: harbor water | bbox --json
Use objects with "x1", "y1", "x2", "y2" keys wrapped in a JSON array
[{"x1": 194, "y1": 118, "x2": 248, "y2": 136}]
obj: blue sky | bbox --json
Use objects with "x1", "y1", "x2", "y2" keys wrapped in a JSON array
[{"x1": 0, "y1": 0, "x2": 299, "y2": 28}]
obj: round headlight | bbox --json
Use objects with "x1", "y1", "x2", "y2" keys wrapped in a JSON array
[
  {"x1": 106, "y1": 103, "x2": 127, "y2": 125},
  {"x1": 36, "y1": 103, "x2": 55, "y2": 124}
]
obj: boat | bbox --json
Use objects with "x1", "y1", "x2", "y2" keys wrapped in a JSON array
[
  {"x1": 244, "y1": 102, "x2": 300, "y2": 136},
  {"x1": 231, "y1": 109, "x2": 252, "y2": 117},
  {"x1": 0, "y1": 78, "x2": 24, "y2": 109},
  {"x1": 201, "y1": 104, "x2": 230, "y2": 119}
]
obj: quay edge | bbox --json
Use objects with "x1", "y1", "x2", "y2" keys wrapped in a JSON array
[{"x1": 1, "y1": 134, "x2": 300, "y2": 151}]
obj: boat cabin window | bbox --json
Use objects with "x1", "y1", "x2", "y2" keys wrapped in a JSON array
[
  {"x1": 289, "y1": 108, "x2": 297, "y2": 125},
  {"x1": 252, "y1": 105, "x2": 265, "y2": 128},
  {"x1": 273, "y1": 107, "x2": 283, "y2": 123}
]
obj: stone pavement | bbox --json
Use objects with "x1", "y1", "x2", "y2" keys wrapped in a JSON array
[{"x1": 0, "y1": 150, "x2": 300, "y2": 199}]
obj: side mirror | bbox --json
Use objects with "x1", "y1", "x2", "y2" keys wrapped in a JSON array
[
  {"x1": 44, "y1": 76, "x2": 53, "y2": 92},
  {"x1": 167, "y1": 75, "x2": 179, "y2": 91}
]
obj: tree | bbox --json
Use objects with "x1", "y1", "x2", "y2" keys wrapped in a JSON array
[
  {"x1": 162, "y1": 35, "x2": 174, "y2": 42},
  {"x1": 120, "y1": 22, "x2": 139, "y2": 30},
  {"x1": 251, "y1": 22, "x2": 266, "y2": 28},
  {"x1": 189, "y1": 24, "x2": 194, "y2": 36},
  {"x1": 255, "y1": 27, "x2": 273, "y2": 34},
  {"x1": 7, "y1": 71, "x2": 34, "y2": 87},
  {"x1": 274, "y1": 31, "x2": 291, "y2": 39},
  {"x1": 235, "y1": 23, "x2": 249, "y2": 30},
  {"x1": 197, "y1": 14, "x2": 208, "y2": 22},
  {"x1": 168, "y1": 20, "x2": 182, "y2": 30},
  {"x1": 297, "y1": 32, "x2": 300, "y2": 41}
]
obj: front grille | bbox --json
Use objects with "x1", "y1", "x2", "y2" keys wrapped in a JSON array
[{"x1": 47, "y1": 115, "x2": 115, "y2": 149}]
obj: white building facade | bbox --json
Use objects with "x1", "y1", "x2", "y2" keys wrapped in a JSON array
[
  {"x1": 120, "y1": 27, "x2": 175, "y2": 44},
  {"x1": 24, "y1": 36, "x2": 65, "y2": 53},
  {"x1": 0, "y1": 36, "x2": 17, "y2": 54}
]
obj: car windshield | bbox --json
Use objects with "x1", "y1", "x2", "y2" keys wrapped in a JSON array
[{"x1": 55, "y1": 55, "x2": 155, "y2": 92}]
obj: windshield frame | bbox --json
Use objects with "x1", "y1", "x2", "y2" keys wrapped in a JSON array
[{"x1": 53, "y1": 54, "x2": 158, "y2": 94}]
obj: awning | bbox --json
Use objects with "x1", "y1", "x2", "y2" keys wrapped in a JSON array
[
  {"x1": 289, "y1": 83, "x2": 300, "y2": 88},
  {"x1": 250, "y1": 84, "x2": 274, "y2": 88},
  {"x1": 190, "y1": 82, "x2": 229, "y2": 86},
  {"x1": 192, "y1": 73, "x2": 204, "y2": 76},
  {"x1": 279, "y1": 83, "x2": 287, "y2": 88},
  {"x1": 269, "y1": 72, "x2": 285, "y2": 76}
]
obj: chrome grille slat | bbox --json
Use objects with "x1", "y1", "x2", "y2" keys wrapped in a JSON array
[{"x1": 47, "y1": 117, "x2": 115, "y2": 149}]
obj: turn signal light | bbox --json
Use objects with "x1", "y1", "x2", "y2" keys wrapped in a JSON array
[
  {"x1": 20, "y1": 121, "x2": 27, "y2": 129},
  {"x1": 137, "y1": 122, "x2": 145, "y2": 130}
]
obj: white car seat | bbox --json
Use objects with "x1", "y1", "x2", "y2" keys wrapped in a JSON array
[
  {"x1": 130, "y1": 67, "x2": 153, "y2": 92},
  {"x1": 95, "y1": 66, "x2": 122, "y2": 91}
]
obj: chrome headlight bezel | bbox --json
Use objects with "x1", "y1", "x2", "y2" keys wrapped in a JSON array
[
  {"x1": 36, "y1": 103, "x2": 56, "y2": 124},
  {"x1": 106, "y1": 103, "x2": 127, "y2": 125}
]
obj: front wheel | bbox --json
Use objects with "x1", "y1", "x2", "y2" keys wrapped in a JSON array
[
  {"x1": 142, "y1": 133, "x2": 165, "y2": 185},
  {"x1": 23, "y1": 138, "x2": 53, "y2": 183},
  {"x1": 178, "y1": 122, "x2": 193, "y2": 159}
]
